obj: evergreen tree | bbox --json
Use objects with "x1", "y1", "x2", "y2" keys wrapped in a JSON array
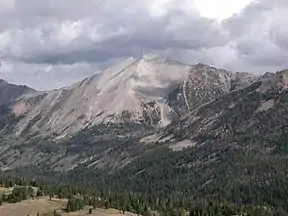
[{"x1": 67, "y1": 197, "x2": 85, "y2": 212}]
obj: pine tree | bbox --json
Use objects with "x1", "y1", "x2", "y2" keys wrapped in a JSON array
[{"x1": 104, "y1": 200, "x2": 109, "y2": 209}]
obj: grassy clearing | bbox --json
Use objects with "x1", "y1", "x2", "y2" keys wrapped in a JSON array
[
  {"x1": 61, "y1": 206, "x2": 137, "y2": 216},
  {"x1": 0, "y1": 197, "x2": 66, "y2": 216},
  {"x1": 0, "y1": 198, "x2": 138, "y2": 216}
]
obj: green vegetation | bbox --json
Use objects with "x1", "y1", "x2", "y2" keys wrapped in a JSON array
[
  {"x1": 67, "y1": 198, "x2": 85, "y2": 212},
  {"x1": 0, "y1": 186, "x2": 35, "y2": 203},
  {"x1": 0, "y1": 173, "x2": 287, "y2": 216}
]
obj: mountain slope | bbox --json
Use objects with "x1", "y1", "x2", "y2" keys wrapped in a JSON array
[
  {"x1": 3, "y1": 55, "x2": 254, "y2": 138},
  {"x1": 157, "y1": 70, "x2": 288, "y2": 149},
  {"x1": 0, "y1": 79, "x2": 35, "y2": 106},
  {"x1": 0, "y1": 80, "x2": 36, "y2": 135},
  {"x1": 167, "y1": 64, "x2": 255, "y2": 119}
]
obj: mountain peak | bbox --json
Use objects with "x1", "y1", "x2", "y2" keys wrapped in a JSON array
[
  {"x1": 193, "y1": 62, "x2": 225, "y2": 71},
  {"x1": 142, "y1": 53, "x2": 161, "y2": 60},
  {"x1": 0, "y1": 79, "x2": 36, "y2": 106},
  {"x1": 0, "y1": 79, "x2": 8, "y2": 85},
  {"x1": 194, "y1": 62, "x2": 208, "y2": 67},
  {"x1": 256, "y1": 69, "x2": 288, "y2": 93}
]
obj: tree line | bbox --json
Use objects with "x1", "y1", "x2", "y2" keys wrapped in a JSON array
[{"x1": 0, "y1": 174, "x2": 286, "y2": 216}]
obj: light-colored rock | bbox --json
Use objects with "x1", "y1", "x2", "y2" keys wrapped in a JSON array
[
  {"x1": 256, "y1": 99, "x2": 275, "y2": 113},
  {"x1": 169, "y1": 140, "x2": 196, "y2": 151},
  {"x1": 4, "y1": 54, "x2": 255, "y2": 138}
]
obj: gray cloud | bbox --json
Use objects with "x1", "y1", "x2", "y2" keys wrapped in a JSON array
[
  {"x1": 223, "y1": 0, "x2": 288, "y2": 71},
  {"x1": 1, "y1": 3, "x2": 228, "y2": 64},
  {"x1": 1, "y1": 0, "x2": 288, "y2": 90}
]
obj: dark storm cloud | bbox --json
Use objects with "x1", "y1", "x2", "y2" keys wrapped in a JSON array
[
  {"x1": 0, "y1": 4, "x2": 228, "y2": 65},
  {"x1": 1, "y1": 0, "x2": 288, "y2": 89}
]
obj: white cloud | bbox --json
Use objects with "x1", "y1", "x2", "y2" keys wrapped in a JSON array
[
  {"x1": 193, "y1": 0, "x2": 253, "y2": 20},
  {"x1": 0, "y1": 61, "x2": 14, "y2": 74}
]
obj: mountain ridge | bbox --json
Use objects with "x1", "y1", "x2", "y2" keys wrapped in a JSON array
[
  {"x1": 0, "y1": 54, "x2": 257, "y2": 139},
  {"x1": 147, "y1": 69, "x2": 288, "y2": 150},
  {"x1": 0, "y1": 79, "x2": 35, "y2": 106}
]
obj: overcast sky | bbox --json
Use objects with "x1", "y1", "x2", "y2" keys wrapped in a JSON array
[{"x1": 0, "y1": 0, "x2": 288, "y2": 90}]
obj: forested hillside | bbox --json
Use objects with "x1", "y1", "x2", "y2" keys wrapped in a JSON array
[{"x1": 0, "y1": 174, "x2": 287, "y2": 216}]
